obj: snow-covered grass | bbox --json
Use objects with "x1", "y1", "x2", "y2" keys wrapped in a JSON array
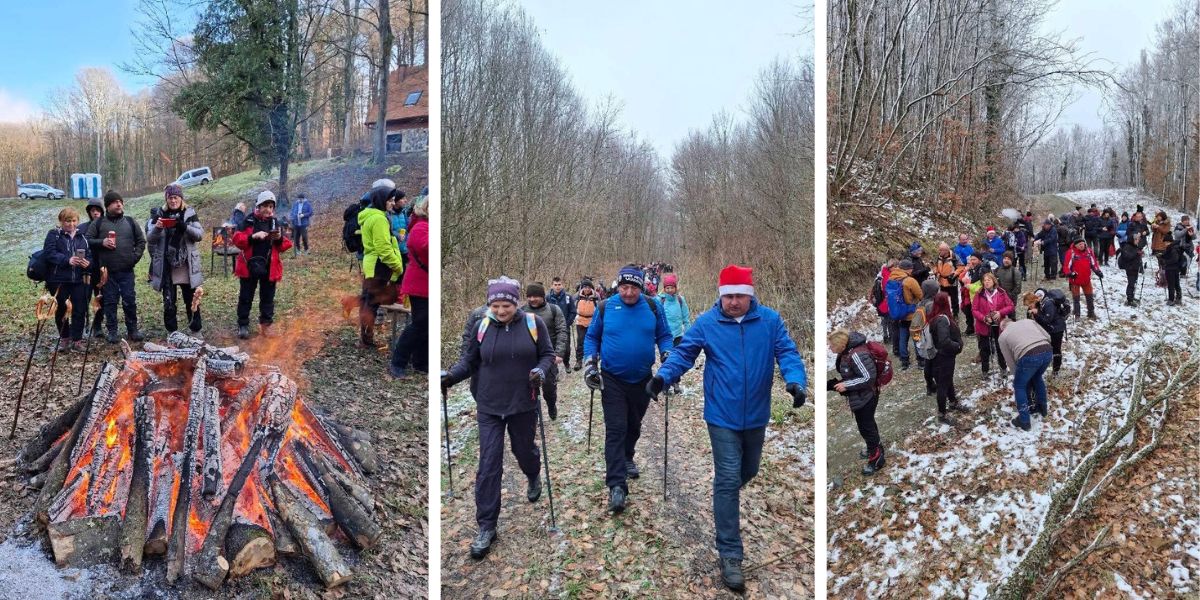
[{"x1": 827, "y1": 188, "x2": 1200, "y2": 598}]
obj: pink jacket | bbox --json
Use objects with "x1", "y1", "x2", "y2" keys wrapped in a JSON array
[
  {"x1": 971, "y1": 287, "x2": 1014, "y2": 336},
  {"x1": 399, "y1": 217, "x2": 428, "y2": 298}
]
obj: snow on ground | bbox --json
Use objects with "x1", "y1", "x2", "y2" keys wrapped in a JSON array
[
  {"x1": 0, "y1": 533, "x2": 131, "y2": 599},
  {"x1": 828, "y1": 188, "x2": 1200, "y2": 598}
]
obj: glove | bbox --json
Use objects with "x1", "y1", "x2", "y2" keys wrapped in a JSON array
[
  {"x1": 1093, "y1": 268, "x2": 1103, "y2": 280},
  {"x1": 660, "y1": 351, "x2": 670, "y2": 363},
  {"x1": 529, "y1": 368, "x2": 545, "y2": 384},
  {"x1": 826, "y1": 378, "x2": 839, "y2": 391},
  {"x1": 440, "y1": 370, "x2": 453, "y2": 392},
  {"x1": 584, "y1": 360, "x2": 601, "y2": 391},
  {"x1": 786, "y1": 383, "x2": 806, "y2": 408},
  {"x1": 646, "y1": 375, "x2": 665, "y2": 397}
]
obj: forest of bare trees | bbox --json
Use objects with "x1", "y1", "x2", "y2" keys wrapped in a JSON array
[
  {"x1": 442, "y1": 0, "x2": 814, "y2": 347},
  {"x1": 1018, "y1": 1, "x2": 1198, "y2": 212},
  {"x1": 0, "y1": 0, "x2": 425, "y2": 198},
  {"x1": 828, "y1": 0, "x2": 1104, "y2": 211}
]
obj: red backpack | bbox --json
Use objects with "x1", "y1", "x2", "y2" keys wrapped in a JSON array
[{"x1": 862, "y1": 341, "x2": 893, "y2": 389}]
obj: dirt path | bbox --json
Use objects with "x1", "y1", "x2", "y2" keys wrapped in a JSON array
[
  {"x1": 826, "y1": 189, "x2": 1200, "y2": 598},
  {"x1": 440, "y1": 366, "x2": 813, "y2": 599}
]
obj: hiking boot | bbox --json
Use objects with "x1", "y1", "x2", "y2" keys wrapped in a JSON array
[
  {"x1": 926, "y1": 386, "x2": 936, "y2": 396},
  {"x1": 859, "y1": 449, "x2": 869, "y2": 459},
  {"x1": 106, "y1": 330, "x2": 119, "y2": 344},
  {"x1": 56, "y1": 337, "x2": 70, "y2": 352},
  {"x1": 70, "y1": 340, "x2": 87, "y2": 353},
  {"x1": 608, "y1": 487, "x2": 626, "y2": 514},
  {"x1": 949, "y1": 402, "x2": 970, "y2": 414},
  {"x1": 900, "y1": 361, "x2": 911, "y2": 371},
  {"x1": 237, "y1": 325, "x2": 250, "y2": 340},
  {"x1": 1010, "y1": 417, "x2": 1031, "y2": 431},
  {"x1": 719, "y1": 557, "x2": 746, "y2": 592},
  {"x1": 672, "y1": 384, "x2": 682, "y2": 395},
  {"x1": 388, "y1": 364, "x2": 409, "y2": 379},
  {"x1": 469, "y1": 529, "x2": 497, "y2": 560},
  {"x1": 527, "y1": 474, "x2": 541, "y2": 502},
  {"x1": 572, "y1": 364, "x2": 582, "y2": 372},
  {"x1": 862, "y1": 454, "x2": 886, "y2": 476},
  {"x1": 626, "y1": 460, "x2": 639, "y2": 479},
  {"x1": 938, "y1": 412, "x2": 957, "y2": 426},
  {"x1": 127, "y1": 329, "x2": 144, "y2": 342},
  {"x1": 1031, "y1": 404, "x2": 1047, "y2": 418},
  {"x1": 546, "y1": 399, "x2": 558, "y2": 421}
]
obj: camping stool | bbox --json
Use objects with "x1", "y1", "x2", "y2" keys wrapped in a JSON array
[
  {"x1": 210, "y1": 226, "x2": 241, "y2": 276},
  {"x1": 380, "y1": 302, "x2": 411, "y2": 347}
]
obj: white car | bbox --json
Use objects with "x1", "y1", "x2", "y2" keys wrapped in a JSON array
[
  {"x1": 173, "y1": 167, "x2": 215, "y2": 188},
  {"x1": 18, "y1": 183, "x2": 66, "y2": 199}
]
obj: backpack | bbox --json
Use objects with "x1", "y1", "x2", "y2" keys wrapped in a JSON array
[
  {"x1": 1045, "y1": 288, "x2": 1071, "y2": 317},
  {"x1": 342, "y1": 202, "x2": 364, "y2": 253},
  {"x1": 916, "y1": 317, "x2": 937, "y2": 360},
  {"x1": 27, "y1": 229, "x2": 64, "y2": 282},
  {"x1": 862, "y1": 341, "x2": 893, "y2": 388},
  {"x1": 870, "y1": 275, "x2": 887, "y2": 315},
  {"x1": 885, "y1": 278, "x2": 915, "y2": 319},
  {"x1": 476, "y1": 312, "x2": 539, "y2": 344}
]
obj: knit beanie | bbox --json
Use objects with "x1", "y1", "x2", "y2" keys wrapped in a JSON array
[
  {"x1": 164, "y1": 184, "x2": 184, "y2": 200},
  {"x1": 616, "y1": 265, "x2": 644, "y2": 290},
  {"x1": 525, "y1": 282, "x2": 546, "y2": 299},
  {"x1": 486, "y1": 276, "x2": 521, "y2": 305},
  {"x1": 663, "y1": 273, "x2": 678, "y2": 287},
  {"x1": 899, "y1": 259, "x2": 914, "y2": 271},
  {"x1": 103, "y1": 190, "x2": 123, "y2": 208}
]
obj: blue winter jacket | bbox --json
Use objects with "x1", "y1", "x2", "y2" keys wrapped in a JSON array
[
  {"x1": 583, "y1": 294, "x2": 673, "y2": 384},
  {"x1": 1116, "y1": 221, "x2": 1129, "y2": 243},
  {"x1": 953, "y1": 242, "x2": 975, "y2": 265},
  {"x1": 42, "y1": 228, "x2": 92, "y2": 285},
  {"x1": 389, "y1": 211, "x2": 408, "y2": 253},
  {"x1": 656, "y1": 298, "x2": 807, "y2": 431},
  {"x1": 290, "y1": 198, "x2": 313, "y2": 228},
  {"x1": 659, "y1": 293, "x2": 691, "y2": 338},
  {"x1": 985, "y1": 236, "x2": 1006, "y2": 259}
]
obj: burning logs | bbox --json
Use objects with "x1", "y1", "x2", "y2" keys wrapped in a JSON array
[{"x1": 20, "y1": 336, "x2": 379, "y2": 589}]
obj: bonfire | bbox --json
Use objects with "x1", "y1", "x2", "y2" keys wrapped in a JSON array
[{"x1": 18, "y1": 332, "x2": 380, "y2": 589}]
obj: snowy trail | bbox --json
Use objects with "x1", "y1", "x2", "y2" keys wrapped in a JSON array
[{"x1": 827, "y1": 189, "x2": 1200, "y2": 598}]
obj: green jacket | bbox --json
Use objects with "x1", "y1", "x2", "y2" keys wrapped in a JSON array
[{"x1": 359, "y1": 207, "x2": 404, "y2": 280}]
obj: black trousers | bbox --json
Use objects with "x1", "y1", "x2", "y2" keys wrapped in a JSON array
[
  {"x1": 922, "y1": 354, "x2": 936, "y2": 393},
  {"x1": 1015, "y1": 251, "x2": 1027, "y2": 278},
  {"x1": 162, "y1": 283, "x2": 201, "y2": 333},
  {"x1": 292, "y1": 225, "x2": 309, "y2": 251},
  {"x1": 1124, "y1": 266, "x2": 1140, "y2": 301},
  {"x1": 236, "y1": 276, "x2": 277, "y2": 326},
  {"x1": 475, "y1": 409, "x2": 540, "y2": 532},
  {"x1": 978, "y1": 328, "x2": 1006, "y2": 372},
  {"x1": 575, "y1": 325, "x2": 589, "y2": 365},
  {"x1": 1050, "y1": 330, "x2": 1063, "y2": 372},
  {"x1": 49, "y1": 282, "x2": 89, "y2": 341},
  {"x1": 931, "y1": 352, "x2": 958, "y2": 413},
  {"x1": 561, "y1": 326, "x2": 573, "y2": 368},
  {"x1": 1099, "y1": 238, "x2": 1113, "y2": 265},
  {"x1": 391, "y1": 296, "x2": 428, "y2": 372},
  {"x1": 102, "y1": 270, "x2": 139, "y2": 334},
  {"x1": 601, "y1": 371, "x2": 652, "y2": 491},
  {"x1": 1043, "y1": 251, "x2": 1059, "y2": 279},
  {"x1": 852, "y1": 392, "x2": 881, "y2": 454},
  {"x1": 941, "y1": 285, "x2": 959, "y2": 317},
  {"x1": 1166, "y1": 269, "x2": 1182, "y2": 303}
]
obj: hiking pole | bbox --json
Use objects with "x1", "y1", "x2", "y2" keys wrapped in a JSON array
[
  {"x1": 1097, "y1": 276, "x2": 1111, "y2": 321},
  {"x1": 662, "y1": 386, "x2": 670, "y2": 501},
  {"x1": 532, "y1": 385, "x2": 557, "y2": 531},
  {"x1": 441, "y1": 389, "x2": 454, "y2": 499},
  {"x1": 13, "y1": 294, "x2": 57, "y2": 438},
  {"x1": 1137, "y1": 260, "x2": 1147, "y2": 304},
  {"x1": 42, "y1": 298, "x2": 70, "y2": 411},
  {"x1": 586, "y1": 388, "x2": 595, "y2": 454}
]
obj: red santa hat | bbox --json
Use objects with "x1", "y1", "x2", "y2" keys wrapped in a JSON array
[
  {"x1": 718, "y1": 264, "x2": 755, "y2": 296},
  {"x1": 986, "y1": 226, "x2": 996, "y2": 233}
]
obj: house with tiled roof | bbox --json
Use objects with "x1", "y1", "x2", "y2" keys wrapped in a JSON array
[{"x1": 366, "y1": 65, "x2": 429, "y2": 154}]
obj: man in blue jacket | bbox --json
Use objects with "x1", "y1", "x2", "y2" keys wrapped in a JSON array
[
  {"x1": 647, "y1": 264, "x2": 807, "y2": 593},
  {"x1": 583, "y1": 265, "x2": 673, "y2": 514},
  {"x1": 290, "y1": 192, "x2": 313, "y2": 255}
]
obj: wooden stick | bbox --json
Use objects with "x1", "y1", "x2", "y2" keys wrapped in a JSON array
[
  {"x1": 119, "y1": 396, "x2": 155, "y2": 572},
  {"x1": 202, "y1": 387, "x2": 223, "y2": 497},
  {"x1": 268, "y1": 475, "x2": 351, "y2": 588},
  {"x1": 34, "y1": 379, "x2": 97, "y2": 526},
  {"x1": 225, "y1": 522, "x2": 276, "y2": 578}
]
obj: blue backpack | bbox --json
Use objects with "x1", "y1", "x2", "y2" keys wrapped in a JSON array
[{"x1": 886, "y1": 278, "x2": 915, "y2": 319}]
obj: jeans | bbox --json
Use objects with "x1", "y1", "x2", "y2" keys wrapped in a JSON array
[
  {"x1": 236, "y1": 276, "x2": 277, "y2": 326},
  {"x1": 891, "y1": 318, "x2": 911, "y2": 363},
  {"x1": 162, "y1": 283, "x2": 201, "y2": 333},
  {"x1": 1012, "y1": 350, "x2": 1051, "y2": 426},
  {"x1": 600, "y1": 371, "x2": 652, "y2": 491},
  {"x1": 475, "y1": 410, "x2": 540, "y2": 531},
  {"x1": 49, "y1": 282, "x2": 89, "y2": 340},
  {"x1": 391, "y1": 296, "x2": 428, "y2": 372},
  {"x1": 707, "y1": 424, "x2": 766, "y2": 559},
  {"x1": 102, "y1": 270, "x2": 138, "y2": 334}
]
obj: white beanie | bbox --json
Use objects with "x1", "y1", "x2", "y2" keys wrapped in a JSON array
[
  {"x1": 371, "y1": 178, "x2": 396, "y2": 190},
  {"x1": 255, "y1": 190, "x2": 276, "y2": 207}
]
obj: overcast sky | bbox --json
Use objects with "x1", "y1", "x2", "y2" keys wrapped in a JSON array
[
  {"x1": 1042, "y1": 0, "x2": 1179, "y2": 129},
  {"x1": 519, "y1": 0, "x2": 812, "y2": 157}
]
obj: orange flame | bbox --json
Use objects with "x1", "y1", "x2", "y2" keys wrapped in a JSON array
[{"x1": 104, "y1": 418, "x2": 118, "y2": 448}]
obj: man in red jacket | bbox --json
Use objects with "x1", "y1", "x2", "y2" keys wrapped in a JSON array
[
  {"x1": 233, "y1": 191, "x2": 293, "y2": 338},
  {"x1": 1061, "y1": 237, "x2": 1101, "y2": 319}
]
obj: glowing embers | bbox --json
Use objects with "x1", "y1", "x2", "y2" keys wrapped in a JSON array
[{"x1": 26, "y1": 333, "x2": 379, "y2": 589}]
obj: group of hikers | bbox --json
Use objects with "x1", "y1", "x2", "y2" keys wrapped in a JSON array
[
  {"x1": 34, "y1": 177, "x2": 429, "y2": 380},
  {"x1": 441, "y1": 263, "x2": 807, "y2": 592},
  {"x1": 833, "y1": 203, "x2": 1197, "y2": 477}
]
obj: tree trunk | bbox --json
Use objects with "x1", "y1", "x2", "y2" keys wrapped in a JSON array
[{"x1": 372, "y1": 0, "x2": 393, "y2": 164}]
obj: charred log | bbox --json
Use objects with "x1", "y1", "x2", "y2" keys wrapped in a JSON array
[
  {"x1": 34, "y1": 377, "x2": 97, "y2": 526},
  {"x1": 192, "y1": 428, "x2": 271, "y2": 589},
  {"x1": 269, "y1": 475, "x2": 351, "y2": 588},
  {"x1": 20, "y1": 393, "x2": 88, "y2": 465},
  {"x1": 25, "y1": 439, "x2": 64, "y2": 474},
  {"x1": 297, "y1": 442, "x2": 381, "y2": 549},
  {"x1": 202, "y1": 387, "x2": 223, "y2": 497},
  {"x1": 226, "y1": 522, "x2": 276, "y2": 578},
  {"x1": 119, "y1": 396, "x2": 154, "y2": 572},
  {"x1": 165, "y1": 359, "x2": 208, "y2": 584}
]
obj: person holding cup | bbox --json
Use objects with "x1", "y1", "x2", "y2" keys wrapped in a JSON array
[
  {"x1": 148, "y1": 184, "x2": 205, "y2": 334},
  {"x1": 43, "y1": 207, "x2": 93, "y2": 352},
  {"x1": 232, "y1": 191, "x2": 293, "y2": 339}
]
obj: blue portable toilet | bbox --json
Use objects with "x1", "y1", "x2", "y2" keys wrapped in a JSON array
[{"x1": 70, "y1": 173, "x2": 102, "y2": 199}]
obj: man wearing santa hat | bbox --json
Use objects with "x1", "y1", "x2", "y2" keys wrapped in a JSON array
[
  {"x1": 649, "y1": 264, "x2": 808, "y2": 593},
  {"x1": 582, "y1": 265, "x2": 675, "y2": 515},
  {"x1": 984, "y1": 226, "x2": 1007, "y2": 265}
]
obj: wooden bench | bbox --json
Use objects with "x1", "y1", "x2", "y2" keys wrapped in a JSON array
[{"x1": 380, "y1": 302, "x2": 412, "y2": 347}]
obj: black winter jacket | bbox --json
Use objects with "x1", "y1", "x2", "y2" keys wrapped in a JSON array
[
  {"x1": 930, "y1": 313, "x2": 963, "y2": 356},
  {"x1": 42, "y1": 228, "x2": 92, "y2": 285},
  {"x1": 1034, "y1": 298, "x2": 1067, "y2": 334},
  {"x1": 85, "y1": 214, "x2": 146, "y2": 273},
  {"x1": 835, "y1": 332, "x2": 877, "y2": 411},
  {"x1": 445, "y1": 309, "x2": 556, "y2": 417}
]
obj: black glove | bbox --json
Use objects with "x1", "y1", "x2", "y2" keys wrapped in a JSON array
[
  {"x1": 529, "y1": 368, "x2": 545, "y2": 384},
  {"x1": 646, "y1": 375, "x2": 664, "y2": 397},
  {"x1": 440, "y1": 370, "x2": 453, "y2": 392},
  {"x1": 584, "y1": 360, "x2": 601, "y2": 391},
  {"x1": 826, "y1": 378, "x2": 839, "y2": 391},
  {"x1": 786, "y1": 383, "x2": 805, "y2": 408},
  {"x1": 1093, "y1": 268, "x2": 1103, "y2": 280}
]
